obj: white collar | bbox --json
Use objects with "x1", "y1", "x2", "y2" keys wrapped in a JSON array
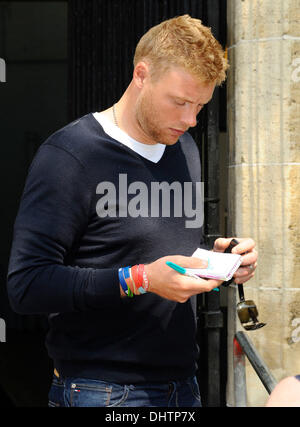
[{"x1": 92, "y1": 112, "x2": 166, "y2": 163}]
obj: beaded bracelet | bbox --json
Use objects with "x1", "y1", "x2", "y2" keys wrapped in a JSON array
[{"x1": 119, "y1": 264, "x2": 150, "y2": 297}]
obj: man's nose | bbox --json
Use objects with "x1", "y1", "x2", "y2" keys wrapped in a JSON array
[{"x1": 182, "y1": 109, "x2": 198, "y2": 128}]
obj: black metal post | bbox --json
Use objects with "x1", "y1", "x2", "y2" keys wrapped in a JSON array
[{"x1": 201, "y1": 0, "x2": 224, "y2": 407}]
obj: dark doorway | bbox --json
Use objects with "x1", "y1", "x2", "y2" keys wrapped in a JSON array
[{"x1": 0, "y1": 0, "x2": 68, "y2": 406}]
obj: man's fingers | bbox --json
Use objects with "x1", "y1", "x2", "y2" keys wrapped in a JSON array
[
  {"x1": 233, "y1": 272, "x2": 255, "y2": 284},
  {"x1": 235, "y1": 264, "x2": 257, "y2": 277},
  {"x1": 213, "y1": 237, "x2": 256, "y2": 254},
  {"x1": 182, "y1": 276, "x2": 222, "y2": 293},
  {"x1": 213, "y1": 238, "x2": 232, "y2": 252},
  {"x1": 240, "y1": 250, "x2": 258, "y2": 266},
  {"x1": 231, "y1": 238, "x2": 255, "y2": 254}
]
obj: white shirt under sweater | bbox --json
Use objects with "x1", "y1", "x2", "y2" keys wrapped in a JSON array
[{"x1": 92, "y1": 112, "x2": 166, "y2": 163}]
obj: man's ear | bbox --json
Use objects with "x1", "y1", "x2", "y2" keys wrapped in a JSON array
[{"x1": 133, "y1": 61, "x2": 150, "y2": 88}]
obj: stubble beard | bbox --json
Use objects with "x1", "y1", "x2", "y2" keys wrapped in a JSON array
[{"x1": 134, "y1": 91, "x2": 179, "y2": 146}]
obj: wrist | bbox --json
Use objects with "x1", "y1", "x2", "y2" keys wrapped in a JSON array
[{"x1": 118, "y1": 264, "x2": 151, "y2": 297}]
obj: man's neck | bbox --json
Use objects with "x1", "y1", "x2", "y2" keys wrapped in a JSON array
[{"x1": 102, "y1": 85, "x2": 159, "y2": 146}]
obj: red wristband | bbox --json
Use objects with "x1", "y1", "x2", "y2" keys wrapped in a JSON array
[
  {"x1": 131, "y1": 265, "x2": 142, "y2": 289},
  {"x1": 137, "y1": 264, "x2": 145, "y2": 289}
]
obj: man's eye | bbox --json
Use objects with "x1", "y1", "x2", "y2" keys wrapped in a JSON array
[{"x1": 175, "y1": 100, "x2": 186, "y2": 106}]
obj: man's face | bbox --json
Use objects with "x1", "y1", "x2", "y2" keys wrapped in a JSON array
[{"x1": 134, "y1": 66, "x2": 215, "y2": 145}]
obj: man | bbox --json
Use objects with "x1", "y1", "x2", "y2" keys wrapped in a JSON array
[{"x1": 7, "y1": 15, "x2": 257, "y2": 407}]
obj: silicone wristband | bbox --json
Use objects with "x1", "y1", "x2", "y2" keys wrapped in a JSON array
[
  {"x1": 118, "y1": 267, "x2": 134, "y2": 297},
  {"x1": 118, "y1": 268, "x2": 128, "y2": 295},
  {"x1": 126, "y1": 268, "x2": 136, "y2": 296},
  {"x1": 142, "y1": 270, "x2": 150, "y2": 292},
  {"x1": 137, "y1": 264, "x2": 144, "y2": 289},
  {"x1": 124, "y1": 268, "x2": 134, "y2": 297},
  {"x1": 129, "y1": 267, "x2": 137, "y2": 294},
  {"x1": 131, "y1": 265, "x2": 142, "y2": 289},
  {"x1": 138, "y1": 286, "x2": 147, "y2": 294}
]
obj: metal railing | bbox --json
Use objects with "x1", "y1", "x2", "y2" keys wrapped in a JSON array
[{"x1": 233, "y1": 331, "x2": 277, "y2": 406}]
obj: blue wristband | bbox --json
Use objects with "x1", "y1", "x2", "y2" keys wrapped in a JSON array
[
  {"x1": 118, "y1": 268, "x2": 128, "y2": 295},
  {"x1": 123, "y1": 266, "x2": 131, "y2": 279}
]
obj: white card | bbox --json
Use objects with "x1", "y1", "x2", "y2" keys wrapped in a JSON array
[{"x1": 186, "y1": 248, "x2": 242, "y2": 281}]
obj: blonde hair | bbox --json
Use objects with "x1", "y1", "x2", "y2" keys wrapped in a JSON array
[{"x1": 134, "y1": 15, "x2": 228, "y2": 86}]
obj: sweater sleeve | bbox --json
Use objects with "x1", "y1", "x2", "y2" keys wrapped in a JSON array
[{"x1": 7, "y1": 143, "x2": 121, "y2": 315}]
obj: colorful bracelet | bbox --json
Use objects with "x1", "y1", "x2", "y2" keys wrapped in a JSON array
[
  {"x1": 118, "y1": 267, "x2": 133, "y2": 297},
  {"x1": 123, "y1": 266, "x2": 134, "y2": 297},
  {"x1": 130, "y1": 265, "x2": 141, "y2": 293},
  {"x1": 142, "y1": 270, "x2": 150, "y2": 292},
  {"x1": 118, "y1": 264, "x2": 150, "y2": 297}
]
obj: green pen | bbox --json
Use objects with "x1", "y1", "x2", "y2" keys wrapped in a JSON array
[{"x1": 166, "y1": 261, "x2": 219, "y2": 292}]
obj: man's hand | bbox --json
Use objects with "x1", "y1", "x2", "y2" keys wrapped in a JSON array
[
  {"x1": 144, "y1": 255, "x2": 223, "y2": 303},
  {"x1": 213, "y1": 237, "x2": 257, "y2": 284}
]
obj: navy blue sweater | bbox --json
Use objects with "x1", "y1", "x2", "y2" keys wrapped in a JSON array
[{"x1": 7, "y1": 113, "x2": 205, "y2": 383}]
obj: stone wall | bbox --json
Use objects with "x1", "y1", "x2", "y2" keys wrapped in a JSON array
[{"x1": 227, "y1": 0, "x2": 300, "y2": 406}]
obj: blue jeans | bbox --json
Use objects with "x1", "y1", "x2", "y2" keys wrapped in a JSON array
[{"x1": 48, "y1": 373, "x2": 202, "y2": 407}]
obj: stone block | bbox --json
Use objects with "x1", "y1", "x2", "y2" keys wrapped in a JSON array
[
  {"x1": 227, "y1": 40, "x2": 300, "y2": 165},
  {"x1": 228, "y1": 165, "x2": 299, "y2": 288},
  {"x1": 227, "y1": 0, "x2": 300, "y2": 46}
]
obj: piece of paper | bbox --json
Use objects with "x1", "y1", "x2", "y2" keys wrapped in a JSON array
[{"x1": 186, "y1": 248, "x2": 242, "y2": 281}]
